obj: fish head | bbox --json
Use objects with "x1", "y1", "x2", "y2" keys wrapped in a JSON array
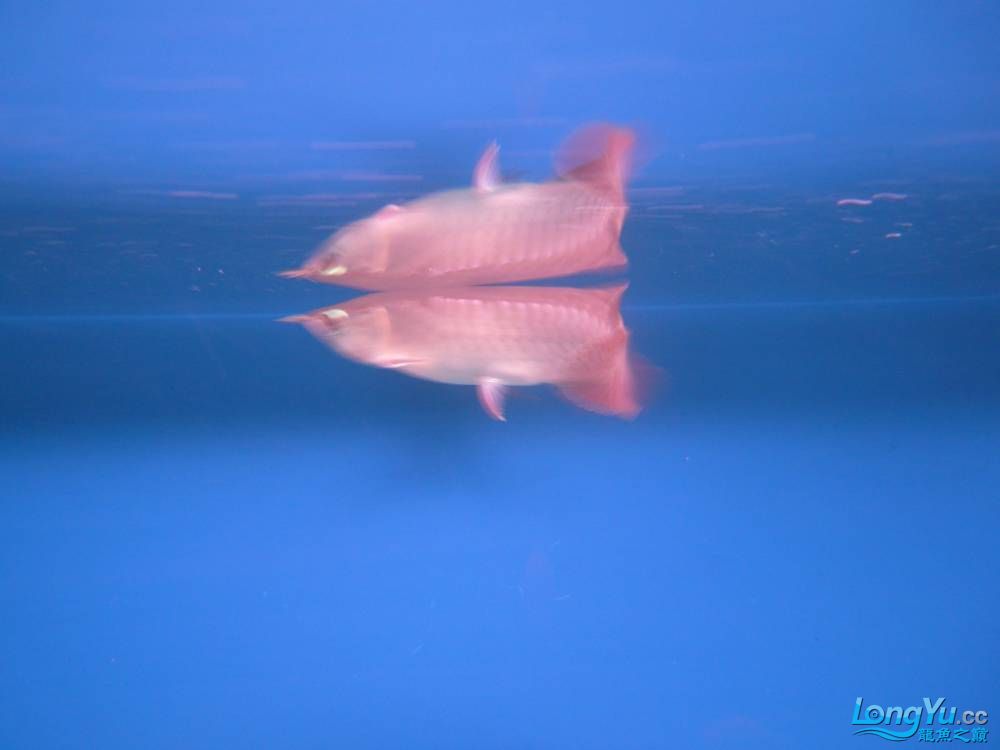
[
  {"x1": 283, "y1": 303, "x2": 395, "y2": 365},
  {"x1": 303, "y1": 221, "x2": 384, "y2": 282},
  {"x1": 291, "y1": 205, "x2": 403, "y2": 287}
]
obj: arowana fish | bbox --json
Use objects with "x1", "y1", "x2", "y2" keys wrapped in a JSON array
[
  {"x1": 281, "y1": 123, "x2": 635, "y2": 289},
  {"x1": 281, "y1": 284, "x2": 642, "y2": 420}
]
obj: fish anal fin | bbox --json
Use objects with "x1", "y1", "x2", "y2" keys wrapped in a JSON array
[
  {"x1": 477, "y1": 377, "x2": 508, "y2": 421},
  {"x1": 558, "y1": 377, "x2": 639, "y2": 419},
  {"x1": 556, "y1": 124, "x2": 635, "y2": 199},
  {"x1": 558, "y1": 337, "x2": 642, "y2": 419},
  {"x1": 473, "y1": 142, "x2": 501, "y2": 192}
]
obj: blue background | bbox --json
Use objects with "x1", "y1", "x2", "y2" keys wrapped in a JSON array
[
  {"x1": 2, "y1": 0, "x2": 998, "y2": 185},
  {"x1": 1, "y1": 1, "x2": 998, "y2": 748}
]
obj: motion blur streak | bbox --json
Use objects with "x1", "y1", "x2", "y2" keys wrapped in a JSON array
[
  {"x1": 281, "y1": 285, "x2": 644, "y2": 421},
  {"x1": 282, "y1": 124, "x2": 635, "y2": 290}
]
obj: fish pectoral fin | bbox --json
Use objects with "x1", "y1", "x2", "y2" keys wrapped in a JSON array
[
  {"x1": 473, "y1": 142, "x2": 501, "y2": 192},
  {"x1": 376, "y1": 357, "x2": 424, "y2": 369},
  {"x1": 374, "y1": 204, "x2": 403, "y2": 220},
  {"x1": 476, "y1": 377, "x2": 508, "y2": 421}
]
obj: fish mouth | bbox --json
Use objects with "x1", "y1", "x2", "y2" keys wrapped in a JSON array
[
  {"x1": 277, "y1": 308, "x2": 349, "y2": 330},
  {"x1": 278, "y1": 265, "x2": 348, "y2": 280}
]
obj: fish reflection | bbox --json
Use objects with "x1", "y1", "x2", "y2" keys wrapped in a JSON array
[
  {"x1": 281, "y1": 123, "x2": 635, "y2": 290},
  {"x1": 282, "y1": 285, "x2": 644, "y2": 421}
]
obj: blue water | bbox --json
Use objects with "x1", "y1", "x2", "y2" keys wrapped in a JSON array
[
  {"x1": 3, "y1": 171, "x2": 998, "y2": 748},
  {"x1": 3, "y1": 2, "x2": 1000, "y2": 747}
]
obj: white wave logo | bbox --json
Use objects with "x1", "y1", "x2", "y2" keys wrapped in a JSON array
[{"x1": 852, "y1": 697, "x2": 989, "y2": 742}]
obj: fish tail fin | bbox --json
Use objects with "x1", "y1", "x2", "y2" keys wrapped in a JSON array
[{"x1": 555, "y1": 123, "x2": 636, "y2": 201}]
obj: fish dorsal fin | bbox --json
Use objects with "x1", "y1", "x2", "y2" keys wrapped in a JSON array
[
  {"x1": 575, "y1": 283, "x2": 630, "y2": 327},
  {"x1": 476, "y1": 377, "x2": 508, "y2": 421},
  {"x1": 473, "y1": 142, "x2": 501, "y2": 192},
  {"x1": 590, "y1": 282, "x2": 629, "y2": 310},
  {"x1": 555, "y1": 124, "x2": 635, "y2": 199}
]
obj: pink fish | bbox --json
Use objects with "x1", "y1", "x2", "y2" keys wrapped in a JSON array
[
  {"x1": 281, "y1": 124, "x2": 635, "y2": 290},
  {"x1": 281, "y1": 284, "x2": 643, "y2": 420}
]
